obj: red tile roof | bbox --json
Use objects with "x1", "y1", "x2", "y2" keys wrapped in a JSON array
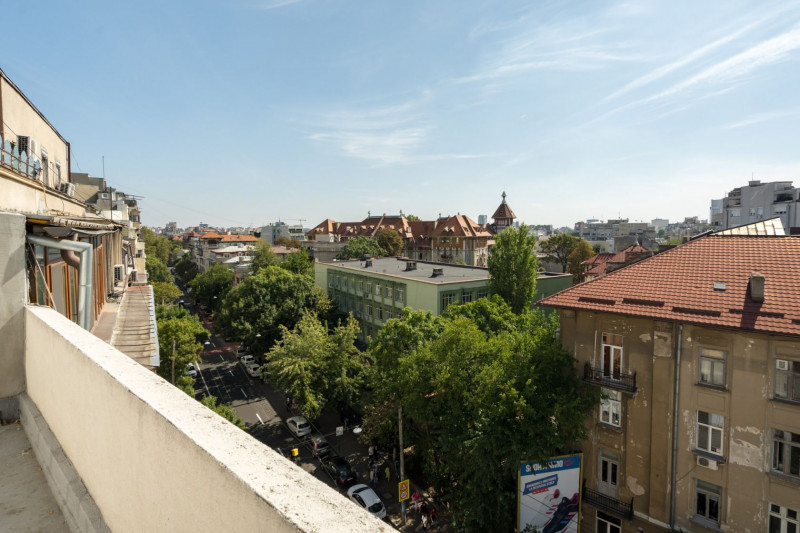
[
  {"x1": 199, "y1": 231, "x2": 224, "y2": 240},
  {"x1": 221, "y1": 234, "x2": 259, "y2": 243},
  {"x1": 492, "y1": 202, "x2": 516, "y2": 220},
  {"x1": 539, "y1": 235, "x2": 800, "y2": 336},
  {"x1": 429, "y1": 215, "x2": 491, "y2": 238},
  {"x1": 581, "y1": 252, "x2": 614, "y2": 267}
]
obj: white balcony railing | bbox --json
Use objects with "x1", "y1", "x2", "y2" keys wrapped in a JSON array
[{"x1": 24, "y1": 306, "x2": 391, "y2": 533}]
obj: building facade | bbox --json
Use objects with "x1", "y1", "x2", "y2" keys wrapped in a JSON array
[
  {"x1": 714, "y1": 179, "x2": 800, "y2": 231},
  {"x1": 540, "y1": 233, "x2": 800, "y2": 533}
]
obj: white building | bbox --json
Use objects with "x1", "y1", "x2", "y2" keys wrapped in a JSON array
[{"x1": 714, "y1": 180, "x2": 800, "y2": 230}]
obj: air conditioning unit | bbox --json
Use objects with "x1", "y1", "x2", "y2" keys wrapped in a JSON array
[
  {"x1": 697, "y1": 456, "x2": 718, "y2": 470},
  {"x1": 16, "y1": 136, "x2": 37, "y2": 156},
  {"x1": 777, "y1": 360, "x2": 789, "y2": 371},
  {"x1": 59, "y1": 182, "x2": 76, "y2": 197},
  {"x1": 130, "y1": 270, "x2": 138, "y2": 282},
  {"x1": 113, "y1": 264, "x2": 124, "y2": 282},
  {"x1": 99, "y1": 192, "x2": 110, "y2": 200}
]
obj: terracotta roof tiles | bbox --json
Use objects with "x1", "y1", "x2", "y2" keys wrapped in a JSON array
[{"x1": 539, "y1": 235, "x2": 800, "y2": 336}]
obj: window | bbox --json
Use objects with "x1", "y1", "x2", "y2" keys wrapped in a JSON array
[
  {"x1": 775, "y1": 359, "x2": 800, "y2": 402},
  {"x1": 349, "y1": 278, "x2": 354, "y2": 290},
  {"x1": 599, "y1": 388, "x2": 621, "y2": 427},
  {"x1": 601, "y1": 333, "x2": 623, "y2": 380},
  {"x1": 699, "y1": 348, "x2": 726, "y2": 387},
  {"x1": 598, "y1": 453, "x2": 619, "y2": 497},
  {"x1": 395, "y1": 287, "x2": 404, "y2": 302},
  {"x1": 441, "y1": 293, "x2": 456, "y2": 310},
  {"x1": 366, "y1": 282, "x2": 372, "y2": 294},
  {"x1": 375, "y1": 283, "x2": 381, "y2": 296},
  {"x1": 366, "y1": 304, "x2": 372, "y2": 318},
  {"x1": 697, "y1": 411, "x2": 724, "y2": 456},
  {"x1": 730, "y1": 208, "x2": 741, "y2": 217},
  {"x1": 596, "y1": 511, "x2": 621, "y2": 533},
  {"x1": 749, "y1": 206, "x2": 764, "y2": 216},
  {"x1": 772, "y1": 429, "x2": 800, "y2": 478},
  {"x1": 775, "y1": 205, "x2": 789, "y2": 215},
  {"x1": 383, "y1": 286, "x2": 390, "y2": 298},
  {"x1": 358, "y1": 280, "x2": 364, "y2": 292},
  {"x1": 377, "y1": 307, "x2": 383, "y2": 320},
  {"x1": 477, "y1": 290, "x2": 488, "y2": 299},
  {"x1": 461, "y1": 292, "x2": 473, "y2": 304},
  {"x1": 770, "y1": 503, "x2": 799, "y2": 533},
  {"x1": 695, "y1": 480, "x2": 721, "y2": 524}
]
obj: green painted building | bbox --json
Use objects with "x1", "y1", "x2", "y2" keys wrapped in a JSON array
[{"x1": 315, "y1": 257, "x2": 571, "y2": 343}]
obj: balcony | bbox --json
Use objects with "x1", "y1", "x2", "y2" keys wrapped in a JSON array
[
  {"x1": 6, "y1": 306, "x2": 390, "y2": 532},
  {"x1": 582, "y1": 482, "x2": 634, "y2": 520},
  {"x1": 584, "y1": 363, "x2": 637, "y2": 393}
]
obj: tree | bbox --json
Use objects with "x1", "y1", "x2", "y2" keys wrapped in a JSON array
[
  {"x1": 174, "y1": 253, "x2": 198, "y2": 284},
  {"x1": 145, "y1": 255, "x2": 172, "y2": 283},
  {"x1": 336, "y1": 236, "x2": 386, "y2": 260},
  {"x1": 151, "y1": 281, "x2": 181, "y2": 306},
  {"x1": 265, "y1": 313, "x2": 365, "y2": 420},
  {"x1": 216, "y1": 266, "x2": 330, "y2": 353},
  {"x1": 375, "y1": 227, "x2": 404, "y2": 256},
  {"x1": 200, "y1": 395, "x2": 246, "y2": 429},
  {"x1": 274, "y1": 236, "x2": 302, "y2": 249},
  {"x1": 404, "y1": 214, "x2": 421, "y2": 222},
  {"x1": 156, "y1": 312, "x2": 209, "y2": 394},
  {"x1": 189, "y1": 264, "x2": 233, "y2": 311},
  {"x1": 567, "y1": 238, "x2": 595, "y2": 283},
  {"x1": 280, "y1": 249, "x2": 313, "y2": 277},
  {"x1": 539, "y1": 233, "x2": 582, "y2": 273},
  {"x1": 372, "y1": 307, "x2": 596, "y2": 533},
  {"x1": 487, "y1": 224, "x2": 538, "y2": 314},
  {"x1": 251, "y1": 240, "x2": 279, "y2": 274}
]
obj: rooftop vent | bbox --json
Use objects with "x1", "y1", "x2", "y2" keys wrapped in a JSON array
[
  {"x1": 430, "y1": 267, "x2": 444, "y2": 278},
  {"x1": 364, "y1": 259, "x2": 373, "y2": 268},
  {"x1": 713, "y1": 282, "x2": 726, "y2": 291},
  {"x1": 749, "y1": 273, "x2": 765, "y2": 302},
  {"x1": 405, "y1": 261, "x2": 417, "y2": 271}
]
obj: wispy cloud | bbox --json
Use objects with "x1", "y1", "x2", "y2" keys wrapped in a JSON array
[
  {"x1": 723, "y1": 107, "x2": 800, "y2": 129},
  {"x1": 307, "y1": 101, "x2": 492, "y2": 165}
]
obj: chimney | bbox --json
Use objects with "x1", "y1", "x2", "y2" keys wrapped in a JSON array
[
  {"x1": 365, "y1": 259, "x2": 373, "y2": 268},
  {"x1": 430, "y1": 267, "x2": 444, "y2": 278},
  {"x1": 405, "y1": 261, "x2": 417, "y2": 271},
  {"x1": 749, "y1": 273, "x2": 765, "y2": 302}
]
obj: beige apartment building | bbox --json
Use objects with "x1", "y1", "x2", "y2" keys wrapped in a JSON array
[{"x1": 540, "y1": 233, "x2": 800, "y2": 533}]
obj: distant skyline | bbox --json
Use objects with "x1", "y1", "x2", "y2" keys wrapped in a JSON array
[{"x1": 3, "y1": 1, "x2": 800, "y2": 228}]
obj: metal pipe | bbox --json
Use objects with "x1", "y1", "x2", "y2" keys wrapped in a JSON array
[
  {"x1": 27, "y1": 233, "x2": 93, "y2": 331},
  {"x1": 669, "y1": 323, "x2": 683, "y2": 530}
]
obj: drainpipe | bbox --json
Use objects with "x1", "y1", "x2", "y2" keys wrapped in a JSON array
[
  {"x1": 27, "y1": 233, "x2": 93, "y2": 331},
  {"x1": 669, "y1": 323, "x2": 683, "y2": 530}
]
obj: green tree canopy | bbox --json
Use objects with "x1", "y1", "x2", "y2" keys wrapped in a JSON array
[
  {"x1": 145, "y1": 255, "x2": 172, "y2": 283},
  {"x1": 367, "y1": 305, "x2": 596, "y2": 533},
  {"x1": 151, "y1": 281, "x2": 182, "y2": 306},
  {"x1": 487, "y1": 224, "x2": 538, "y2": 314},
  {"x1": 189, "y1": 264, "x2": 234, "y2": 311},
  {"x1": 375, "y1": 227, "x2": 404, "y2": 256},
  {"x1": 280, "y1": 249, "x2": 313, "y2": 277},
  {"x1": 216, "y1": 266, "x2": 330, "y2": 353},
  {"x1": 265, "y1": 313, "x2": 364, "y2": 420},
  {"x1": 174, "y1": 253, "x2": 198, "y2": 284},
  {"x1": 336, "y1": 236, "x2": 386, "y2": 260},
  {"x1": 251, "y1": 240, "x2": 279, "y2": 274},
  {"x1": 156, "y1": 313, "x2": 209, "y2": 394},
  {"x1": 539, "y1": 233, "x2": 582, "y2": 273},
  {"x1": 404, "y1": 214, "x2": 421, "y2": 222},
  {"x1": 274, "y1": 236, "x2": 302, "y2": 249},
  {"x1": 567, "y1": 238, "x2": 595, "y2": 283}
]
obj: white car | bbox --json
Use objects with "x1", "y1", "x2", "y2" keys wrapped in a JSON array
[
  {"x1": 240, "y1": 354, "x2": 255, "y2": 366},
  {"x1": 186, "y1": 363, "x2": 198, "y2": 378},
  {"x1": 245, "y1": 362, "x2": 261, "y2": 378},
  {"x1": 347, "y1": 484, "x2": 387, "y2": 519},
  {"x1": 287, "y1": 416, "x2": 312, "y2": 438}
]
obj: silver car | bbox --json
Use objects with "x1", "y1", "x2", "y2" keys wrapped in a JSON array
[{"x1": 347, "y1": 484, "x2": 386, "y2": 519}]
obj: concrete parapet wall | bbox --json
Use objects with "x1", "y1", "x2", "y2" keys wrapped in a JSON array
[{"x1": 25, "y1": 306, "x2": 391, "y2": 533}]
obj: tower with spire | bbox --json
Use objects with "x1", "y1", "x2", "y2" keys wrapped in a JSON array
[{"x1": 491, "y1": 191, "x2": 516, "y2": 233}]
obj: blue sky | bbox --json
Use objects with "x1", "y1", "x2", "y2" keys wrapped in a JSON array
[{"x1": 4, "y1": 1, "x2": 800, "y2": 228}]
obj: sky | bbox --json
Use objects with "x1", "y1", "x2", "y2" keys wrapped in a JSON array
[{"x1": 4, "y1": 1, "x2": 800, "y2": 229}]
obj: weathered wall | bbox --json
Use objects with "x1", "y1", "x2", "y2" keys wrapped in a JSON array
[{"x1": 0, "y1": 211, "x2": 27, "y2": 401}]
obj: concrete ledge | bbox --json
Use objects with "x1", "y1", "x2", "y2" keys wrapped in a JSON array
[
  {"x1": 25, "y1": 306, "x2": 391, "y2": 533},
  {"x1": 20, "y1": 393, "x2": 109, "y2": 533}
]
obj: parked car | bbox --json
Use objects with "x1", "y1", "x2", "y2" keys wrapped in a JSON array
[
  {"x1": 309, "y1": 434, "x2": 330, "y2": 457},
  {"x1": 287, "y1": 416, "x2": 312, "y2": 438},
  {"x1": 186, "y1": 363, "x2": 197, "y2": 378},
  {"x1": 346, "y1": 484, "x2": 387, "y2": 518},
  {"x1": 321, "y1": 456, "x2": 357, "y2": 488},
  {"x1": 245, "y1": 362, "x2": 261, "y2": 378},
  {"x1": 236, "y1": 347, "x2": 248, "y2": 357},
  {"x1": 240, "y1": 354, "x2": 255, "y2": 367}
]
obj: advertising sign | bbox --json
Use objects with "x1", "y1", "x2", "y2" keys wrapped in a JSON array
[{"x1": 517, "y1": 454, "x2": 582, "y2": 533}]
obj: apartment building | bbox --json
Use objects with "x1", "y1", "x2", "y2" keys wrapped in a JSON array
[
  {"x1": 260, "y1": 221, "x2": 305, "y2": 244},
  {"x1": 318, "y1": 257, "x2": 571, "y2": 343},
  {"x1": 194, "y1": 231, "x2": 260, "y2": 272},
  {"x1": 714, "y1": 179, "x2": 800, "y2": 231},
  {"x1": 540, "y1": 233, "x2": 800, "y2": 533}
]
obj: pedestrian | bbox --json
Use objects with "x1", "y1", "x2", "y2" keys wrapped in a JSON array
[
  {"x1": 371, "y1": 469, "x2": 379, "y2": 488},
  {"x1": 430, "y1": 507, "x2": 437, "y2": 528},
  {"x1": 368, "y1": 445, "x2": 374, "y2": 460},
  {"x1": 420, "y1": 501, "x2": 429, "y2": 518},
  {"x1": 385, "y1": 466, "x2": 390, "y2": 481},
  {"x1": 285, "y1": 396, "x2": 291, "y2": 410},
  {"x1": 421, "y1": 513, "x2": 429, "y2": 530},
  {"x1": 343, "y1": 416, "x2": 349, "y2": 429},
  {"x1": 412, "y1": 491, "x2": 421, "y2": 513},
  {"x1": 369, "y1": 468, "x2": 374, "y2": 482}
]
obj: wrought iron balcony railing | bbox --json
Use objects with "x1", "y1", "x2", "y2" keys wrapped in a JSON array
[
  {"x1": 583, "y1": 363, "x2": 637, "y2": 393},
  {"x1": 582, "y1": 482, "x2": 634, "y2": 520}
]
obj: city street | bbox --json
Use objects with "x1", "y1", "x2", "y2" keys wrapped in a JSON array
[{"x1": 178, "y1": 285, "x2": 442, "y2": 531}]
